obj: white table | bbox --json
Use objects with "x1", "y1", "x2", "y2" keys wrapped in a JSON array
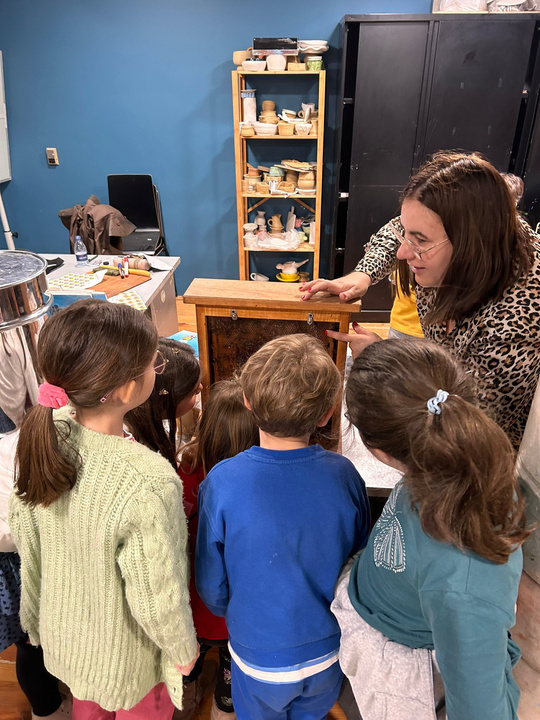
[{"x1": 41, "y1": 254, "x2": 181, "y2": 337}]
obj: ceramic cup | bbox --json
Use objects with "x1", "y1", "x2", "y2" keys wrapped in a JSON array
[
  {"x1": 250, "y1": 272, "x2": 269, "y2": 281},
  {"x1": 298, "y1": 103, "x2": 316, "y2": 120},
  {"x1": 261, "y1": 100, "x2": 275, "y2": 111},
  {"x1": 243, "y1": 223, "x2": 257, "y2": 232}
]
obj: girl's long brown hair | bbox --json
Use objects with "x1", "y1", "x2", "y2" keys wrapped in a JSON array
[
  {"x1": 125, "y1": 338, "x2": 201, "y2": 467},
  {"x1": 15, "y1": 300, "x2": 157, "y2": 507},
  {"x1": 396, "y1": 151, "x2": 534, "y2": 322},
  {"x1": 346, "y1": 339, "x2": 532, "y2": 564},
  {"x1": 181, "y1": 379, "x2": 259, "y2": 477}
]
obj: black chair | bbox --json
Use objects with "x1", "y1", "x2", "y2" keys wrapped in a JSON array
[{"x1": 107, "y1": 174, "x2": 168, "y2": 255}]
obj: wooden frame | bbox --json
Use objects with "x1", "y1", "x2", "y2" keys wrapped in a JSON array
[{"x1": 184, "y1": 278, "x2": 360, "y2": 442}]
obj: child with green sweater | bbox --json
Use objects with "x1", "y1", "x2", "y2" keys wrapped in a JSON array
[{"x1": 9, "y1": 300, "x2": 198, "y2": 719}]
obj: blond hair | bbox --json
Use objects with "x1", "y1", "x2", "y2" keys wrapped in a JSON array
[{"x1": 241, "y1": 334, "x2": 341, "y2": 438}]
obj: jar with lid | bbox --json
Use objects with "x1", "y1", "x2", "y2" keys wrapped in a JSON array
[
  {"x1": 306, "y1": 55, "x2": 323, "y2": 71},
  {"x1": 240, "y1": 88, "x2": 257, "y2": 124}
]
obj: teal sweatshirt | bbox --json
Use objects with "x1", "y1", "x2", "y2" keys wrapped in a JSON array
[{"x1": 348, "y1": 481, "x2": 522, "y2": 720}]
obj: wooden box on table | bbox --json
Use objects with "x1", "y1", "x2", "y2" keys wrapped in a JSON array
[{"x1": 183, "y1": 278, "x2": 361, "y2": 443}]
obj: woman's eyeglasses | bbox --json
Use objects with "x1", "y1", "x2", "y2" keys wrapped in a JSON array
[
  {"x1": 391, "y1": 224, "x2": 449, "y2": 259},
  {"x1": 100, "y1": 351, "x2": 169, "y2": 403}
]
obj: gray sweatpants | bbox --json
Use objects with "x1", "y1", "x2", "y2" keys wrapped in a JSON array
[{"x1": 331, "y1": 563, "x2": 446, "y2": 720}]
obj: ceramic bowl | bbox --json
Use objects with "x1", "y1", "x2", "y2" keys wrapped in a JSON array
[
  {"x1": 254, "y1": 122, "x2": 278, "y2": 136},
  {"x1": 278, "y1": 181, "x2": 296, "y2": 193},
  {"x1": 295, "y1": 123, "x2": 312, "y2": 136},
  {"x1": 233, "y1": 50, "x2": 252, "y2": 65},
  {"x1": 242, "y1": 59, "x2": 266, "y2": 72}
]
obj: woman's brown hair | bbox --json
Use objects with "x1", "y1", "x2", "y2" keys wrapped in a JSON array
[
  {"x1": 181, "y1": 379, "x2": 259, "y2": 477},
  {"x1": 346, "y1": 338, "x2": 531, "y2": 564},
  {"x1": 125, "y1": 338, "x2": 201, "y2": 467},
  {"x1": 15, "y1": 299, "x2": 158, "y2": 507},
  {"x1": 397, "y1": 151, "x2": 534, "y2": 323}
]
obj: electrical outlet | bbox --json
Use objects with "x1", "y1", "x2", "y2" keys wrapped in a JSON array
[{"x1": 46, "y1": 147, "x2": 59, "y2": 166}]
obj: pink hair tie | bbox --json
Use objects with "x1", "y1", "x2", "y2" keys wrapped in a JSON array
[{"x1": 37, "y1": 382, "x2": 69, "y2": 409}]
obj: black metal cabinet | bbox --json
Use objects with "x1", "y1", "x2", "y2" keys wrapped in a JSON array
[{"x1": 332, "y1": 13, "x2": 540, "y2": 319}]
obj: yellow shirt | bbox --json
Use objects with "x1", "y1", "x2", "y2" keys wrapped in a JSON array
[{"x1": 390, "y1": 282, "x2": 424, "y2": 338}]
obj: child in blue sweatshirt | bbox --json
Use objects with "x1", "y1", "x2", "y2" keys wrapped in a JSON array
[{"x1": 195, "y1": 334, "x2": 370, "y2": 720}]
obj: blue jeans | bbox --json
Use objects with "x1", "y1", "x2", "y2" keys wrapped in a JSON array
[{"x1": 231, "y1": 657, "x2": 343, "y2": 720}]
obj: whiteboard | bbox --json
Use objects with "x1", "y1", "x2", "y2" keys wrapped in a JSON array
[{"x1": 0, "y1": 52, "x2": 11, "y2": 183}]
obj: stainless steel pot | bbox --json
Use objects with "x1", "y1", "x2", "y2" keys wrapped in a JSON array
[
  {"x1": 0, "y1": 250, "x2": 52, "y2": 433},
  {"x1": 0, "y1": 250, "x2": 52, "y2": 331}
]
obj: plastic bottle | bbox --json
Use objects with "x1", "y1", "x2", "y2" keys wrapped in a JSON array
[{"x1": 74, "y1": 235, "x2": 88, "y2": 264}]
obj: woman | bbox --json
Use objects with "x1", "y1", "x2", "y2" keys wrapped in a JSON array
[{"x1": 302, "y1": 152, "x2": 540, "y2": 447}]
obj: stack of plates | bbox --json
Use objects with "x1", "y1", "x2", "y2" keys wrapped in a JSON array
[{"x1": 298, "y1": 40, "x2": 329, "y2": 55}]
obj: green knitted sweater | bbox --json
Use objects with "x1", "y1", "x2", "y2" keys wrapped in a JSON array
[{"x1": 9, "y1": 407, "x2": 197, "y2": 711}]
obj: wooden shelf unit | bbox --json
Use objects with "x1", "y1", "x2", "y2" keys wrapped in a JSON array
[{"x1": 232, "y1": 69, "x2": 326, "y2": 281}]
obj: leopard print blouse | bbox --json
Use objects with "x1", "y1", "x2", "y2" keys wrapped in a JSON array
[{"x1": 355, "y1": 218, "x2": 540, "y2": 448}]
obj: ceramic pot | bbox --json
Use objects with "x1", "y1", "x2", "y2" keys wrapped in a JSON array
[
  {"x1": 306, "y1": 56, "x2": 323, "y2": 71},
  {"x1": 233, "y1": 49, "x2": 252, "y2": 66},
  {"x1": 298, "y1": 170, "x2": 316, "y2": 190},
  {"x1": 278, "y1": 122, "x2": 294, "y2": 136},
  {"x1": 268, "y1": 214, "x2": 283, "y2": 232},
  {"x1": 261, "y1": 100, "x2": 275, "y2": 111},
  {"x1": 295, "y1": 123, "x2": 312, "y2": 136},
  {"x1": 266, "y1": 53, "x2": 287, "y2": 71},
  {"x1": 285, "y1": 170, "x2": 299, "y2": 184}
]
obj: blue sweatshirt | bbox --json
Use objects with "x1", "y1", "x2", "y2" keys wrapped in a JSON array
[
  {"x1": 195, "y1": 445, "x2": 370, "y2": 667},
  {"x1": 348, "y1": 481, "x2": 522, "y2": 720}
]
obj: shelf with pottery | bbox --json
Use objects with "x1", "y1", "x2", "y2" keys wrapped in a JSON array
[
  {"x1": 242, "y1": 245, "x2": 315, "y2": 253},
  {"x1": 232, "y1": 68, "x2": 325, "y2": 281},
  {"x1": 238, "y1": 70, "x2": 323, "y2": 76},
  {"x1": 242, "y1": 136, "x2": 318, "y2": 140}
]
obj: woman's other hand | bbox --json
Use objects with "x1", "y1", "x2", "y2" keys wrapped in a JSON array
[
  {"x1": 326, "y1": 322, "x2": 382, "y2": 359},
  {"x1": 300, "y1": 271, "x2": 372, "y2": 302}
]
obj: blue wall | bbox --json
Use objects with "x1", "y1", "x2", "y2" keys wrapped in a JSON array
[{"x1": 0, "y1": 0, "x2": 431, "y2": 292}]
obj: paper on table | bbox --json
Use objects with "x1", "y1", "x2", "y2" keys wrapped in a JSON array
[{"x1": 48, "y1": 270, "x2": 107, "y2": 291}]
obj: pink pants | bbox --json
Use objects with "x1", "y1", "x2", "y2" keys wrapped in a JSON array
[{"x1": 72, "y1": 683, "x2": 174, "y2": 720}]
